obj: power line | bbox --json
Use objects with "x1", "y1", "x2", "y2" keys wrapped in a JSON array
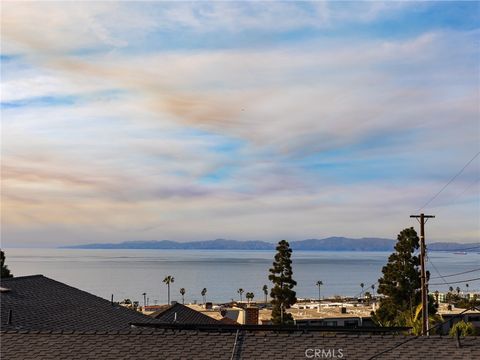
[
  {"x1": 426, "y1": 256, "x2": 449, "y2": 286},
  {"x1": 352, "y1": 281, "x2": 378, "y2": 298},
  {"x1": 434, "y1": 244, "x2": 480, "y2": 252},
  {"x1": 429, "y1": 276, "x2": 480, "y2": 286},
  {"x1": 453, "y1": 176, "x2": 480, "y2": 202},
  {"x1": 429, "y1": 267, "x2": 480, "y2": 280},
  {"x1": 418, "y1": 151, "x2": 480, "y2": 211}
]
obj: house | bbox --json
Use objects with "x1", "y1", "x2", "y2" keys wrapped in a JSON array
[
  {"x1": 437, "y1": 306, "x2": 480, "y2": 335},
  {"x1": 151, "y1": 302, "x2": 221, "y2": 325},
  {"x1": 0, "y1": 275, "x2": 160, "y2": 331}
]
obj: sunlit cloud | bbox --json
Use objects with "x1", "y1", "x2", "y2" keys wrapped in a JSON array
[{"x1": 1, "y1": 1, "x2": 479, "y2": 246}]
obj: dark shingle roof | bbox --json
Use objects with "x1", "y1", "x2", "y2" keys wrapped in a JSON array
[
  {"x1": 0, "y1": 275, "x2": 159, "y2": 331},
  {"x1": 1, "y1": 329, "x2": 479, "y2": 359},
  {"x1": 152, "y1": 303, "x2": 221, "y2": 325}
]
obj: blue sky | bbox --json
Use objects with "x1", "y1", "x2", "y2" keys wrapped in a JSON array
[{"x1": 1, "y1": 1, "x2": 479, "y2": 247}]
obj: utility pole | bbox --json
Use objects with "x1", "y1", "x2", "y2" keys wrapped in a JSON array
[{"x1": 410, "y1": 213, "x2": 435, "y2": 336}]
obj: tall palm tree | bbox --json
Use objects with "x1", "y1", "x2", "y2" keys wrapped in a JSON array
[
  {"x1": 180, "y1": 288, "x2": 186, "y2": 304},
  {"x1": 142, "y1": 292, "x2": 147, "y2": 307},
  {"x1": 434, "y1": 290, "x2": 439, "y2": 306},
  {"x1": 316, "y1": 281, "x2": 323, "y2": 303},
  {"x1": 371, "y1": 284, "x2": 375, "y2": 294},
  {"x1": 163, "y1": 275, "x2": 174, "y2": 305},
  {"x1": 237, "y1": 288, "x2": 244, "y2": 302},
  {"x1": 201, "y1": 288, "x2": 207, "y2": 304},
  {"x1": 262, "y1": 285, "x2": 268, "y2": 304},
  {"x1": 360, "y1": 283, "x2": 365, "y2": 298},
  {"x1": 246, "y1": 292, "x2": 254, "y2": 304},
  {"x1": 456, "y1": 286, "x2": 461, "y2": 296},
  {"x1": 466, "y1": 283, "x2": 469, "y2": 298}
]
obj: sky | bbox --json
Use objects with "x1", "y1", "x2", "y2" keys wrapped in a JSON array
[{"x1": 1, "y1": 1, "x2": 479, "y2": 247}]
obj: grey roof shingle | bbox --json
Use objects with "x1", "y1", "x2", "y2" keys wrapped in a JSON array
[
  {"x1": 0, "y1": 275, "x2": 159, "y2": 331},
  {"x1": 1, "y1": 330, "x2": 479, "y2": 360},
  {"x1": 152, "y1": 303, "x2": 221, "y2": 325}
]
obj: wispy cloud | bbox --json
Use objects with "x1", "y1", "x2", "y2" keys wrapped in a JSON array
[{"x1": 1, "y1": 1, "x2": 479, "y2": 246}]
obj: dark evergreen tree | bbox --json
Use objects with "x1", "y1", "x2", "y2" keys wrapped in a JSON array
[
  {"x1": 1, "y1": 250, "x2": 13, "y2": 278},
  {"x1": 372, "y1": 227, "x2": 437, "y2": 326},
  {"x1": 268, "y1": 240, "x2": 297, "y2": 325}
]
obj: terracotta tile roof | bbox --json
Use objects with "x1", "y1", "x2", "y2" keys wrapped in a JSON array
[
  {"x1": 151, "y1": 303, "x2": 221, "y2": 325},
  {"x1": 0, "y1": 275, "x2": 160, "y2": 331},
  {"x1": 1, "y1": 329, "x2": 479, "y2": 359}
]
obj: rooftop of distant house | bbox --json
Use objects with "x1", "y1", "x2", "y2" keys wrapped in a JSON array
[
  {"x1": 0, "y1": 275, "x2": 160, "y2": 331},
  {"x1": 151, "y1": 302, "x2": 221, "y2": 325}
]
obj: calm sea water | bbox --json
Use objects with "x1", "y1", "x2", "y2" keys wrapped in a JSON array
[{"x1": 3, "y1": 249, "x2": 479, "y2": 304}]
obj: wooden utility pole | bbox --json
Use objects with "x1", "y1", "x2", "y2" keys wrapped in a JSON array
[{"x1": 410, "y1": 213, "x2": 435, "y2": 336}]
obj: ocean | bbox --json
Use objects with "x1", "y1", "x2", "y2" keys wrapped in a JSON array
[{"x1": 3, "y1": 248, "x2": 479, "y2": 304}]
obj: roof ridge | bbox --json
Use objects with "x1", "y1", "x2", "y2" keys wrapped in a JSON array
[
  {"x1": 2, "y1": 329, "x2": 478, "y2": 338},
  {"x1": 0, "y1": 274, "x2": 44, "y2": 281}
]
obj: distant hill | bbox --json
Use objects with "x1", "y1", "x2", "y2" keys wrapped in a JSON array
[
  {"x1": 63, "y1": 239, "x2": 274, "y2": 250},
  {"x1": 61, "y1": 238, "x2": 479, "y2": 251},
  {"x1": 291, "y1": 237, "x2": 395, "y2": 251}
]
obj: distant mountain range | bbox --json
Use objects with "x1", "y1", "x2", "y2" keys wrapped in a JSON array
[{"x1": 62, "y1": 237, "x2": 479, "y2": 252}]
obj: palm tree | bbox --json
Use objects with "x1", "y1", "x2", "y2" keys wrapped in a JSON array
[
  {"x1": 180, "y1": 288, "x2": 186, "y2": 304},
  {"x1": 142, "y1": 292, "x2": 147, "y2": 307},
  {"x1": 316, "y1": 281, "x2": 323, "y2": 303},
  {"x1": 456, "y1": 286, "x2": 461, "y2": 296},
  {"x1": 434, "y1": 290, "x2": 439, "y2": 305},
  {"x1": 246, "y1": 292, "x2": 254, "y2": 304},
  {"x1": 201, "y1": 288, "x2": 207, "y2": 304},
  {"x1": 371, "y1": 284, "x2": 375, "y2": 294},
  {"x1": 364, "y1": 291, "x2": 372, "y2": 305},
  {"x1": 466, "y1": 283, "x2": 469, "y2": 298},
  {"x1": 449, "y1": 286, "x2": 454, "y2": 293},
  {"x1": 237, "y1": 288, "x2": 244, "y2": 302},
  {"x1": 262, "y1": 285, "x2": 268, "y2": 304},
  {"x1": 360, "y1": 283, "x2": 365, "y2": 298},
  {"x1": 163, "y1": 275, "x2": 174, "y2": 305}
]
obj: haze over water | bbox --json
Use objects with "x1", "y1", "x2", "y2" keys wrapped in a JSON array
[{"x1": 5, "y1": 249, "x2": 479, "y2": 304}]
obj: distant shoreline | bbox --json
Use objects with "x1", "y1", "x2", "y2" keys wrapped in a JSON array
[{"x1": 59, "y1": 237, "x2": 480, "y2": 252}]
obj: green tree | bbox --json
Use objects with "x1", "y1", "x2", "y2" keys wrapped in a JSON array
[
  {"x1": 268, "y1": 240, "x2": 297, "y2": 325},
  {"x1": 180, "y1": 288, "x2": 186, "y2": 304},
  {"x1": 201, "y1": 288, "x2": 207, "y2": 304},
  {"x1": 1, "y1": 250, "x2": 13, "y2": 278},
  {"x1": 450, "y1": 320, "x2": 476, "y2": 337},
  {"x1": 262, "y1": 285, "x2": 268, "y2": 304},
  {"x1": 246, "y1": 292, "x2": 254, "y2": 304},
  {"x1": 360, "y1": 283, "x2": 365, "y2": 298},
  {"x1": 372, "y1": 227, "x2": 423, "y2": 325},
  {"x1": 398, "y1": 303, "x2": 442, "y2": 335},
  {"x1": 163, "y1": 275, "x2": 174, "y2": 305},
  {"x1": 237, "y1": 288, "x2": 244, "y2": 302}
]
